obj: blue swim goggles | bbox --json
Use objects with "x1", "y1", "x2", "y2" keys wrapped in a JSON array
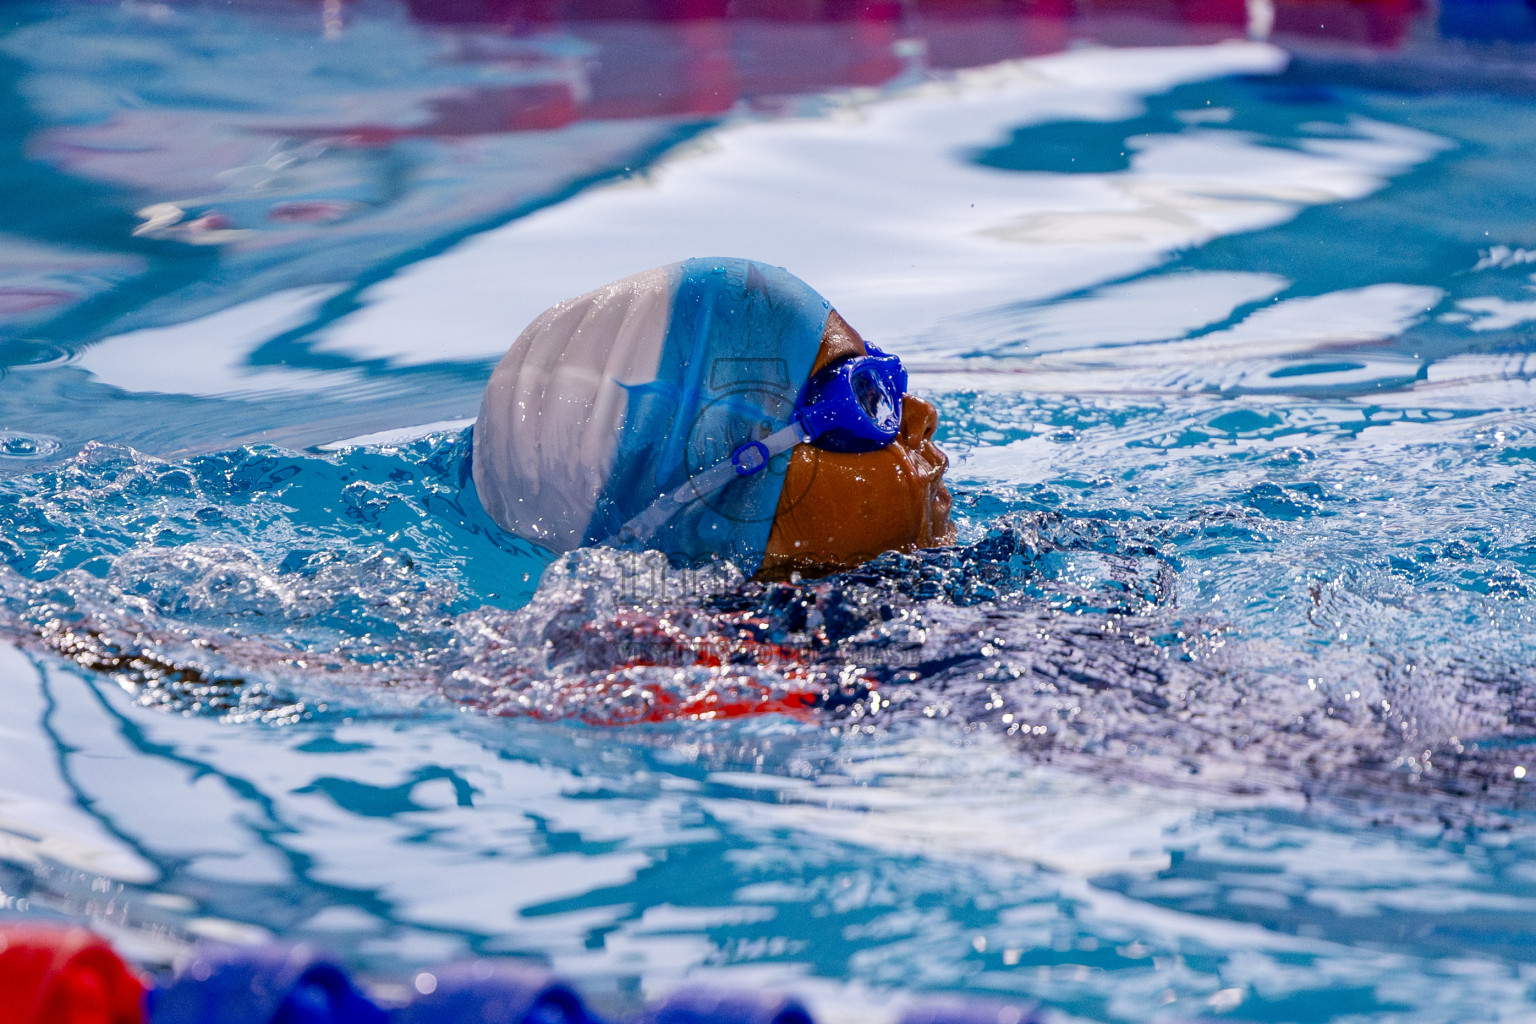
[
  {"x1": 736, "y1": 341, "x2": 908, "y2": 469},
  {"x1": 620, "y1": 344, "x2": 907, "y2": 543}
]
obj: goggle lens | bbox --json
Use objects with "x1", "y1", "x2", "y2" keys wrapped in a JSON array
[
  {"x1": 795, "y1": 343, "x2": 907, "y2": 454},
  {"x1": 851, "y1": 367, "x2": 899, "y2": 432}
]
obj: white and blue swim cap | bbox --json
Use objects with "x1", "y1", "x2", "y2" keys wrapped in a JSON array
[{"x1": 472, "y1": 258, "x2": 832, "y2": 572}]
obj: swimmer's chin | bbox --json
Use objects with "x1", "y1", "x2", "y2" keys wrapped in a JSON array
[{"x1": 931, "y1": 482, "x2": 957, "y2": 546}]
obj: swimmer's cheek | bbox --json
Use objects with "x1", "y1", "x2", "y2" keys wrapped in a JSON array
[{"x1": 761, "y1": 443, "x2": 951, "y2": 578}]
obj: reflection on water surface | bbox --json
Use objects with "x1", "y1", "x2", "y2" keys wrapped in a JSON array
[{"x1": 3, "y1": 2, "x2": 1536, "y2": 1022}]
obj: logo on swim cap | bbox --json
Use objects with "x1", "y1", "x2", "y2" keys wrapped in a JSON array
[{"x1": 680, "y1": 375, "x2": 818, "y2": 527}]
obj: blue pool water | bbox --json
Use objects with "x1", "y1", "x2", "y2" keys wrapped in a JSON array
[{"x1": 5, "y1": 2, "x2": 1536, "y2": 1021}]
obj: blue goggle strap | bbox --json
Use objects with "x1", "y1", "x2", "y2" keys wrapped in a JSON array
[
  {"x1": 616, "y1": 421, "x2": 809, "y2": 546},
  {"x1": 614, "y1": 346, "x2": 906, "y2": 546}
]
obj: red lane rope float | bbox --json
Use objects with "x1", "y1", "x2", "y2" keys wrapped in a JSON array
[{"x1": 0, "y1": 924, "x2": 145, "y2": 1024}]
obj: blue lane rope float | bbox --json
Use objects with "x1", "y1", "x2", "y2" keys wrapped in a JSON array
[
  {"x1": 145, "y1": 942, "x2": 386, "y2": 1024},
  {"x1": 0, "y1": 923, "x2": 1047, "y2": 1024},
  {"x1": 645, "y1": 987, "x2": 815, "y2": 1024},
  {"x1": 394, "y1": 960, "x2": 590, "y2": 1024}
]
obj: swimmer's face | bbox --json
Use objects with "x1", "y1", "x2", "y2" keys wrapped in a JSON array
[{"x1": 760, "y1": 311, "x2": 955, "y2": 578}]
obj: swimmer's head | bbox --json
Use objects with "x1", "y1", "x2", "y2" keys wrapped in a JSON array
[
  {"x1": 759, "y1": 310, "x2": 955, "y2": 577},
  {"x1": 472, "y1": 258, "x2": 953, "y2": 576}
]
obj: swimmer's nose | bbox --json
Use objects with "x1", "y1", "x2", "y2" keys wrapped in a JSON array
[{"x1": 900, "y1": 394, "x2": 939, "y2": 446}]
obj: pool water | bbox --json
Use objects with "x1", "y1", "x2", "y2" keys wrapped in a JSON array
[{"x1": 4, "y1": 2, "x2": 1536, "y2": 1021}]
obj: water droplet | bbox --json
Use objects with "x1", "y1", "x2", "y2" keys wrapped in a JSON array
[{"x1": 0, "y1": 431, "x2": 60, "y2": 460}]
